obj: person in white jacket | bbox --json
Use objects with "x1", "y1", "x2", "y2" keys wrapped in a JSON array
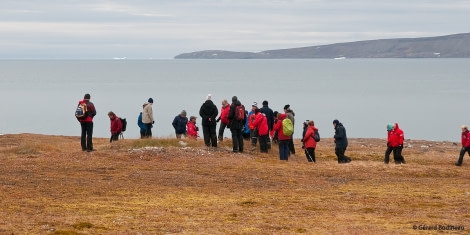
[{"x1": 142, "y1": 98, "x2": 154, "y2": 138}]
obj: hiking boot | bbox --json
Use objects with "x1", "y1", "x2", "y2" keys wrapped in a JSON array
[{"x1": 455, "y1": 163, "x2": 462, "y2": 166}]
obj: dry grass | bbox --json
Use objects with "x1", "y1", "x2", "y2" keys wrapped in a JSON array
[{"x1": 0, "y1": 134, "x2": 469, "y2": 234}]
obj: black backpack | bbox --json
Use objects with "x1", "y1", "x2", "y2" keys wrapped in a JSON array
[
  {"x1": 120, "y1": 118, "x2": 127, "y2": 132},
  {"x1": 314, "y1": 130, "x2": 320, "y2": 142}
]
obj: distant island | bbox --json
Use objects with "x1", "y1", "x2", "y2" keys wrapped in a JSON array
[{"x1": 174, "y1": 33, "x2": 470, "y2": 59}]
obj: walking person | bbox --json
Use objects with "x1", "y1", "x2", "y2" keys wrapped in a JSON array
[
  {"x1": 108, "y1": 111, "x2": 122, "y2": 142},
  {"x1": 274, "y1": 114, "x2": 291, "y2": 161},
  {"x1": 142, "y1": 98, "x2": 155, "y2": 138},
  {"x1": 333, "y1": 119, "x2": 351, "y2": 163},
  {"x1": 389, "y1": 123, "x2": 406, "y2": 164},
  {"x1": 456, "y1": 125, "x2": 470, "y2": 166},
  {"x1": 172, "y1": 110, "x2": 188, "y2": 139},
  {"x1": 384, "y1": 123, "x2": 393, "y2": 164},
  {"x1": 228, "y1": 96, "x2": 245, "y2": 153},
  {"x1": 284, "y1": 104, "x2": 296, "y2": 155},
  {"x1": 303, "y1": 120, "x2": 318, "y2": 162},
  {"x1": 77, "y1": 93, "x2": 96, "y2": 152},
  {"x1": 216, "y1": 99, "x2": 231, "y2": 141},
  {"x1": 199, "y1": 94, "x2": 218, "y2": 148}
]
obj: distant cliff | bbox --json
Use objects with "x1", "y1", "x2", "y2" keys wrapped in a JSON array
[{"x1": 174, "y1": 33, "x2": 470, "y2": 59}]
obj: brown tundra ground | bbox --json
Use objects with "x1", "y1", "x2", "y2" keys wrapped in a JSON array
[{"x1": 0, "y1": 134, "x2": 469, "y2": 234}]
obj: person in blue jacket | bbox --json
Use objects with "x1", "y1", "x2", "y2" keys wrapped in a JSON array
[
  {"x1": 137, "y1": 112, "x2": 147, "y2": 139},
  {"x1": 172, "y1": 110, "x2": 188, "y2": 139}
]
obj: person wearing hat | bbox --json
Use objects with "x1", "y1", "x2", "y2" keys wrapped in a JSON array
[
  {"x1": 172, "y1": 110, "x2": 188, "y2": 139},
  {"x1": 199, "y1": 94, "x2": 218, "y2": 147},
  {"x1": 284, "y1": 104, "x2": 296, "y2": 155},
  {"x1": 248, "y1": 102, "x2": 259, "y2": 151},
  {"x1": 456, "y1": 125, "x2": 470, "y2": 166},
  {"x1": 187, "y1": 116, "x2": 199, "y2": 139},
  {"x1": 384, "y1": 123, "x2": 393, "y2": 164},
  {"x1": 142, "y1": 98, "x2": 155, "y2": 138},
  {"x1": 333, "y1": 119, "x2": 351, "y2": 163},
  {"x1": 77, "y1": 93, "x2": 97, "y2": 152}
]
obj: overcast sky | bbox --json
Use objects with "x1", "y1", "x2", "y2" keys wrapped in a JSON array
[{"x1": 1, "y1": 0, "x2": 469, "y2": 59}]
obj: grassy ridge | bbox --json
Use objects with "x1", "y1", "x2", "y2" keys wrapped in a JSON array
[{"x1": 0, "y1": 134, "x2": 469, "y2": 234}]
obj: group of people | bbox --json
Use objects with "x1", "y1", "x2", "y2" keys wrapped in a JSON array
[{"x1": 76, "y1": 93, "x2": 470, "y2": 167}]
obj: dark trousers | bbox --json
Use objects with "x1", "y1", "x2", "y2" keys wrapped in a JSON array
[
  {"x1": 218, "y1": 122, "x2": 228, "y2": 141},
  {"x1": 457, "y1": 147, "x2": 470, "y2": 165},
  {"x1": 288, "y1": 138, "x2": 295, "y2": 154},
  {"x1": 392, "y1": 146, "x2": 406, "y2": 164},
  {"x1": 230, "y1": 128, "x2": 244, "y2": 152},
  {"x1": 384, "y1": 146, "x2": 393, "y2": 163},
  {"x1": 110, "y1": 133, "x2": 119, "y2": 142},
  {"x1": 259, "y1": 134, "x2": 269, "y2": 153},
  {"x1": 144, "y1": 123, "x2": 153, "y2": 138},
  {"x1": 80, "y1": 122, "x2": 93, "y2": 151},
  {"x1": 335, "y1": 147, "x2": 350, "y2": 163},
  {"x1": 250, "y1": 129, "x2": 258, "y2": 146},
  {"x1": 202, "y1": 125, "x2": 217, "y2": 147},
  {"x1": 279, "y1": 140, "x2": 289, "y2": 161},
  {"x1": 305, "y1": 148, "x2": 316, "y2": 162}
]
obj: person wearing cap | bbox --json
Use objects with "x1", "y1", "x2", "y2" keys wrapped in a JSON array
[
  {"x1": 456, "y1": 125, "x2": 470, "y2": 166},
  {"x1": 216, "y1": 99, "x2": 231, "y2": 141},
  {"x1": 333, "y1": 119, "x2": 351, "y2": 163},
  {"x1": 384, "y1": 123, "x2": 393, "y2": 164},
  {"x1": 248, "y1": 102, "x2": 259, "y2": 151},
  {"x1": 389, "y1": 123, "x2": 406, "y2": 164},
  {"x1": 142, "y1": 98, "x2": 154, "y2": 138},
  {"x1": 187, "y1": 116, "x2": 199, "y2": 139},
  {"x1": 77, "y1": 93, "x2": 97, "y2": 152},
  {"x1": 253, "y1": 108, "x2": 269, "y2": 153},
  {"x1": 227, "y1": 96, "x2": 245, "y2": 153},
  {"x1": 172, "y1": 110, "x2": 188, "y2": 139},
  {"x1": 284, "y1": 104, "x2": 296, "y2": 155},
  {"x1": 199, "y1": 94, "x2": 218, "y2": 148}
]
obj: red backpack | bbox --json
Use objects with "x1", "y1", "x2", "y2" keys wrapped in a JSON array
[{"x1": 235, "y1": 104, "x2": 245, "y2": 121}]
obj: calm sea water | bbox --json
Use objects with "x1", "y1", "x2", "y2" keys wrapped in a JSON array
[{"x1": 0, "y1": 59, "x2": 468, "y2": 142}]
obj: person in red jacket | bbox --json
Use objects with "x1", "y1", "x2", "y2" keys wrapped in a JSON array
[
  {"x1": 273, "y1": 113, "x2": 291, "y2": 160},
  {"x1": 77, "y1": 93, "x2": 96, "y2": 152},
  {"x1": 253, "y1": 110, "x2": 269, "y2": 153},
  {"x1": 456, "y1": 125, "x2": 470, "y2": 166},
  {"x1": 216, "y1": 99, "x2": 230, "y2": 142},
  {"x1": 302, "y1": 120, "x2": 318, "y2": 162},
  {"x1": 108, "y1": 111, "x2": 122, "y2": 142},
  {"x1": 389, "y1": 122, "x2": 406, "y2": 164},
  {"x1": 187, "y1": 116, "x2": 199, "y2": 139}
]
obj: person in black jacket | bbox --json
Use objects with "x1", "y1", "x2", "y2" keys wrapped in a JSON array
[
  {"x1": 333, "y1": 119, "x2": 351, "y2": 164},
  {"x1": 199, "y1": 94, "x2": 218, "y2": 147},
  {"x1": 228, "y1": 96, "x2": 245, "y2": 153},
  {"x1": 260, "y1": 100, "x2": 274, "y2": 149}
]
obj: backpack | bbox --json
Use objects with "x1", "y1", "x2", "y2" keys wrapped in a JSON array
[
  {"x1": 235, "y1": 104, "x2": 245, "y2": 121},
  {"x1": 282, "y1": 118, "x2": 294, "y2": 136},
  {"x1": 314, "y1": 130, "x2": 320, "y2": 142},
  {"x1": 120, "y1": 118, "x2": 127, "y2": 132},
  {"x1": 75, "y1": 102, "x2": 88, "y2": 119}
]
